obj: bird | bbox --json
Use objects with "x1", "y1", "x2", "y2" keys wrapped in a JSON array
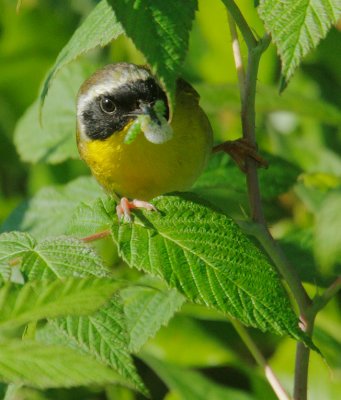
[{"x1": 76, "y1": 62, "x2": 213, "y2": 221}]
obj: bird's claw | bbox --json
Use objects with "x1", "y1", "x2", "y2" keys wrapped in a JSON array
[
  {"x1": 116, "y1": 197, "x2": 157, "y2": 223},
  {"x1": 213, "y1": 139, "x2": 268, "y2": 173}
]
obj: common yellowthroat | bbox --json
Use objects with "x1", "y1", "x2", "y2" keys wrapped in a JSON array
[{"x1": 76, "y1": 63, "x2": 213, "y2": 220}]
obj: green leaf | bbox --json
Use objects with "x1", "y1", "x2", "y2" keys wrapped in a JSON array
[
  {"x1": 111, "y1": 194, "x2": 306, "y2": 342},
  {"x1": 39, "y1": 297, "x2": 146, "y2": 393},
  {"x1": 22, "y1": 236, "x2": 110, "y2": 280},
  {"x1": 0, "y1": 339, "x2": 127, "y2": 389},
  {"x1": 258, "y1": 0, "x2": 341, "y2": 88},
  {"x1": 0, "y1": 231, "x2": 110, "y2": 280},
  {"x1": 1, "y1": 177, "x2": 103, "y2": 240},
  {"x1": 315, "y1": 190, "x2": 341, "y2": 274},
  {"x1": 108, "y1": 0, "x2": 198, "y2": 106},
  {"x1": 67, "y1": 196, "x2": 116, "y2": 238},
  {"x1": 40, "y1": 0, "x2": 124, "y2": 112},
  {"x1": 0, "y1": 231, "x2": 36, "y2": 268},
  {"x1": 0, "y1": 278, "x2": 119, "y2": 330},
  {"x1": 121, "y1": 276, "x2": 185, "y2": 353},
  {"x1": 193, "y1": 152, "x2": 301, "y2": 201},
  {"x1": 143, "y1": 354, "x2": 254, "y2": 400},
  {"x1": 15, "y1": 63, "x2": 92, "y2": 164}
]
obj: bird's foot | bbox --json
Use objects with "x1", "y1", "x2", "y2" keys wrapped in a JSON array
[
  {"x1": 213, "y1": 139, "x2": 268, "y2": 172},
  {"x1": 116, "y1": 197, "x2": 157, "y2": 222}
]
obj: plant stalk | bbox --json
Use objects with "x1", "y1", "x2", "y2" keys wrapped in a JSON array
[
  {"x1": 224, "y1": 3, "x2": 317, "y2": 400},
  {"x1": 231, "y1": 318, "x2": 291, "y2": 400}
]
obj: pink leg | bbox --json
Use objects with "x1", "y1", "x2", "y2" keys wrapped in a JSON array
[{"x1": 116, "y1": 197, "x2": 157, "y2": 222}]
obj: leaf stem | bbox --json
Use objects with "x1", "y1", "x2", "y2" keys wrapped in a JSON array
[
  {"x1": 81, "y1": 229, "x2": 111, "y2": 243},
  {"x1": 230, "y1": 318, "x2": 291, "y2": 400}
]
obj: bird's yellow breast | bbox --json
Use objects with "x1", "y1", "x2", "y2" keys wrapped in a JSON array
[{"x1": 77, "y1": 86, "x2": 213, "y2": 200}]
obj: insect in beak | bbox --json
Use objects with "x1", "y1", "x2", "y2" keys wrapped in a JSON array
[{"x1": 125, "y1": 101, "x2": 161, "y2": 126}]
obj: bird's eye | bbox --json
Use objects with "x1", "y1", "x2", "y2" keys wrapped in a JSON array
[{"x1": 100, "y1": 97, "x2": 116, "y2": 114}]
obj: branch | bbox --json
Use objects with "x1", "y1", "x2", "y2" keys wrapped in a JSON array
[
  {"x1": 226, "y1": 12, "x2": 291, "y2": 400},
  {"x1": 230, "y1": 318, "x2": 291, "y2": 400},
  {"x1": 311, "y1": 276, "x2": 341, "y2": 314},
  {"x1": 294, "y1": 276, "x2": 341, "y2": 399},
  {"x1": 227, "y1": 12, "x2": 245, "y2": 97},
  {"x1": 222, "y1": 0, "x2": 258, "y2": 50},
  {"x1": 224, "y1": 4, "x2": 314, "y2": 400}
]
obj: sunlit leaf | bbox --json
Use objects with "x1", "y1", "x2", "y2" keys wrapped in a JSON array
[
  {"x1": 15, "y1": 63, "x2": 91, "y2": 164},
  {"x1": 121, "y1": 276, "x2": 185, "y2": 353},
  {"x1": 40, "y1": 0, "x2": 123, "y2": 111},
  {"x1": 258, "y1": 0, "x2": 341, "y2": 88},
  {"x1": 110, "y1": 194, "x2": 308, "y2": 344},
  {"x1": 0, "y1": 231, "x2": 110, "y2": 280},
  {"x1": 0, "y1": 339, "x2": 127, "y2": 389},
  {"x1": 108, "y1": 0, "x2": 198, "y2": 107},
  {"x1": 0, "y1": 278, "x2": 118, "y2": 330},
  {"x1": 40, "y1": 297, "x2": 146, "y2": 393},
  {"x1": 1, "y1": 177, "x2": 102, "y2": 240}
]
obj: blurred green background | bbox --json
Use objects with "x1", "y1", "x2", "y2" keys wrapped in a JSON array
[{"x1": 0, "y1": 0, "x2": 340, "y2": 399}]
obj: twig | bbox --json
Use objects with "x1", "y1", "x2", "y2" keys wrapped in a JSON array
[
  {"x1": 311, "y1": 276, "x2": 341, "y2": 314},
  {"x1": 227, "y1": 12, "x2": 245, "y2": 98},
  {"x1": 222, "y1": 0, "x2": 257, "y2": 50},
  {"x1": 230, "y1": 318, "x2": 291, "y2": 400},
  {"x1": 81, "y1": 229, "x2": 111, "y2": 243},
  {"x1": 226, "y1": 12, "x2": 292, "y2": 400},
  {"x1": 294, "y1": 275, "x2": 341, "y2": 399}
]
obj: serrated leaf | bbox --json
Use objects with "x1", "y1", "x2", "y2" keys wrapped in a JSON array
[
  {"x1": 22, "y1": 236, "x2": 110, "y2": 280},
  {"x1": 40, "y1": 0, "x2": 124, "y2": 111},
  {"x1": 121, "y1": 276, "x2": 185, "y2": 353},
  {"x1": 1, "y1": 177, "x2": 102, "y2": 240},
  {"x1": 39, "y1": 297, "x2": 145, "y2": 393},
  {"x1": 67, "y1": 196, "x2": 116, "y2": 238},
  {"x1": 108, "y1": 0, "x2": 198, "y2": 106},
  {"x1": 0, "y1": 339, "x2": 127, "y2": 389},
  {"x1": 110, "y1": 194, "x2": 306, "y2": 343},
  {"x1": 193, "y1": 152, "x2": 300, "y2": 200},
  {"x1": 0, "y1": 278, "x2": 119, "y2": 331},
  {"x1": 15, "y1": 63, "x2": 90, "y2": 164},
  {"x1": 143, "y1": 354, "x2": 253, "y2": 400},
  {"x1": 315, "y1": 190, "x2": 341, "y2": 274},
  {"x1": 0, "y1": 231, "x2": 109, "y2": 280},
  {"x1": 258, "y1": 0, "x2": 341, "y2": 87},
  {"x1": 0, "y1": 231, "x2": 36, "y2": 262}
]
